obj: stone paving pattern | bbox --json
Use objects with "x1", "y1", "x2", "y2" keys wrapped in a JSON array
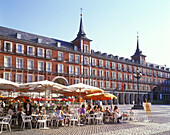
[{"x1": 2, "y1": 105, "x2": 170, "y2": 135}]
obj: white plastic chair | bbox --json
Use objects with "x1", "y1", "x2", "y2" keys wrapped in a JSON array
[
  {"x1": 95, "y1": 112, "x2": 103, "y2": 124},
  {"x1": 0, "y1": 115, "x2": 12, "y2": 133},
  {"x1": 86, "y1": 113, "x2": 95, "y2": 125},
  {"x1": 36, "y1": 115, "x2": 47, "y2": 129},
  {"x1": 21, "y1": 115, "x2": 32, "y2": 129},
  {"x1": 69, "y1": 113, "x2": 78, "y2": 127}
]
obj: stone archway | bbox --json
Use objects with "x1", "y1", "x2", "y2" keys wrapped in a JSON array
[{"x1": 52, "y1": 76, "x2": 69, "y2": 86}]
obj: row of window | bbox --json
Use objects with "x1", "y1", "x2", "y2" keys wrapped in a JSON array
[{"x1": 4, "y1": 72, "x2": 44, "y2": 83}]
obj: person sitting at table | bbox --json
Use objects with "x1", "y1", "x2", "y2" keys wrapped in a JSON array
[
  {"x1": 93, "y1": 105, "x2": 98, "y2": 112},
  {"x1": 65, "y1": 105, "x2": 70, "y2": 114},
  {"x1": 98, "y1": 105, "x2": 104, "y2": 112},
  {"x1": 110, "y1": 105, "x2": 114, "y2": 113},
  {"x1": 8, "y1": 105, "x2": 17, "y2": 118},
  {"x1": 86, "y1": 104, "x2": 93, "y2": 114},
  {"x1": 56, "y1": 106, "x2": 66, "y2": 126},
  {"x1": 105, "y1": 107, "x2": 111, "y2": 116},
  {"x1": 39, "y1": 106, "x2": 43, "y2": 115},
  {"x1": 80, "y1": 104, "x2": 86, "y2": 115},
  {"x1": 113, "y1": 106, "x2": 129, "y2": 123}
]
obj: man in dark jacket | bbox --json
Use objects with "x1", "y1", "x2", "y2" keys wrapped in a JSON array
[{"x1": 25, "y1": 99, "x2": 32, "y2": 116}]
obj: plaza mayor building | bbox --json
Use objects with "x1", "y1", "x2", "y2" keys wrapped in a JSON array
[{"x1": 0, "y1": 15, "x2": 170, "y2": 104}]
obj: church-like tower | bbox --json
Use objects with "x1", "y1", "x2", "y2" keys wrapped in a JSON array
[
  {"x1": 72, "y1": 13, "x2": 92, "y2": 53},
  {"x1": 131, "y1": 33, "x2": 146, "y2": 65}
]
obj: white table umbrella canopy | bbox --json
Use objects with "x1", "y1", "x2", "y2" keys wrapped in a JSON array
[{"x1": 0, "y1": 78, "x2": 20, "y2": 91}]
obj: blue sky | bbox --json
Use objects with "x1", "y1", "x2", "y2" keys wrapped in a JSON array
[{"x1": 0, "y1": 0, "x2": 170, "y2": 67}]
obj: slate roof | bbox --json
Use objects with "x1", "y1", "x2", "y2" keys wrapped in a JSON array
[{"x1": 0, "y1": 26, "x2": 74, "y2": 50}]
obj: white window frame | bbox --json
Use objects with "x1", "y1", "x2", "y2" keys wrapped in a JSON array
[
  {"x1": 99, "y1": 60, "x2": 103, "y2": 67},
  {"x1": 58, "y1": 64, "x2": 63, "y2": 73},
  {"x1": 105, "y1": 71, "x2": 110, "y2": 78},
  {"x1": 105, "y1": 61, "x2": 110, "y2": 69},
  {"x1": 84, "y1": 79, "x2": 89, "y2": 85},
  {"x1": 58, "y1": 51, "x2": 63, "y2": 61},
  {"x1": 27, "y1": 74, "x2": 34, "y2": 83},
  {"x1": 16, "y1": 57, "x2": 23, "y2": 69},
  {"x1": 84, "y1": 44, "x2": 88, "y2": 53},
  {"x1": 3, "y1": 72, "x2": 11, "y2": 81},
  {"x1": 69, "y1": 65, "x2": 74, "y2": 74},
  {"x1": 37, "y1": 47, "x2": 44, "y2": 57},
  {"x1": 112, "y1": 72, "x2": 116, "y2": 79},
  {"x1": 27, "y1": 59, "x2": 34, "y2": 70},
  {"x1": 16, "y1": 43, "x2": 24, "y2": 54},
  {"x1": 92, "y1": 69, "x2": 97, "y2": 76},
  {"x1": 46, "y1": 49, "x2": 52, "y2": 59},
  {"x1": 75, "y1": 78, "x2": 80, "y2": 84},
  {"x1": 112, "y1": 82, "x2": 116, "y2": 89},
  {"x1": 15, "y1": 73, "x2": 23, "y2": 83},
  {"x1": 4, "y1": 56, "x2": 12, "y2": 67},
  {"x1": 75, "y1": 66, "x2": 80, "y2": 75},
  {"x1": 84, "y1": 57, "x2": 89, "y2": 65},
  {"x1": 38, "y1": 61, "x2": 44, "y2": 71},
  {"x1": 92, "y1": 58, "x2": 96, "y2": 66},
  {"x1": 118, "y1": 63, "x2": 121, "y2": 70},
  {"x1": 92, "y1": 80, "x2": 97, "y2": 87},
  {"x1": 99, "y1": 81, "x2": 104, "y2": 88},
  {"x1": 69, "y1": 53, "x2": 74, "y2": 62},
  {"x1": 99, "y1": 70, "x2": 103, "y2": 77},
  {"x1": 27, "y1": 46, "x2": 35, "y2": 56},
  {"x1": 46, "y1": 62, "x2": 52, "y2": 72},
  {"x1": 75, "y1": 55, "x2": 80, "y2": 63},
  {"x1": 4, "y1": 41, "x2": 12, "y2": 52},
  {"x1": 112, "y1": 62, "x2": 116, "y2": 69},
  {"x1": 106, "y1": 81, "x2": 110, "y2": 88},
  {"x1": 38, "y1": 75, "x2": 44, "y2": 81},
  {"x1": 84, "y1": 68, "x2": 89, "y2": 76}
]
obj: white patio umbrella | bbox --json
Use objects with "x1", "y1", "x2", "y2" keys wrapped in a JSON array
[
  {"x1": 66, "y1": 83, "x2": 104, "y2": 126},
  {"x1": 0, "y1": 78, "x2": 20, "y2": 91}
]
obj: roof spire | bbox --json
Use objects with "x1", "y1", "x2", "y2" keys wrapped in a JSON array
[
  {"x1": 72, "y1": 8, "x2": 91, "y2": 42},
  {"x1": 134, "y1": 31, "x2": 142, "y2": 55}
]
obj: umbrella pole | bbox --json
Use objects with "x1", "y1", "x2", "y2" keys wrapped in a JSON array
[
  {"x1": 39, "y1": 92, "x2": 40, "y2": 106},
  {"x1": 45, "y1": 86, "x2": 47, "y2": 114}
]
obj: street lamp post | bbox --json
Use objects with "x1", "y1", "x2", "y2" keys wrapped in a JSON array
[{"x1": 132, "y1": 68, "x2": 144, "y2": 109}]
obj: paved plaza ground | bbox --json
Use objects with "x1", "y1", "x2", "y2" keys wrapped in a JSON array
[{"x1": 2, "y1": 104, "x2": 170, "y2": 135}]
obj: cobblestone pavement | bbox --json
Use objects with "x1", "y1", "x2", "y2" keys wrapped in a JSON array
[{"x1": 2, "y1": 105, "x2": 170, "y2": 135}]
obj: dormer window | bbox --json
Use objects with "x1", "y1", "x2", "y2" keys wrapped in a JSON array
[
  {"x1": 37, "y1": 38, "x2": 42, "y2": 43},
  {"x1": 16, "y1": 33, "x2": 21, "y2": 39},
  {"x1": 74, "y1": 45, "x2": 78, "y2": 51},
  {"x1": 84, "y1": 44, "x2": 88, "y2": 53},
  {"x1": 56, "y1": 42, "x2": 61, "y2": 47},
  {"x1": 37, "y1": 48, "x2": 44, "y2": 57},
  {"x1": 4, "y1": 41, "x2": 12, "y2": 52},
  {"x1": 16, "y1": 43, "x2": 24, "y2": 54}
]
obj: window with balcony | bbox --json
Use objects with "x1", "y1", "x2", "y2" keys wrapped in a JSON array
[
  {"x1": 27, "y1": 74, "x2": 34, "y2": 83},
  {"x1": 92, "y1": 58, "x2": 96, "y2": 66},
  {"x1": 92, "y1": 69, "x2": 97, "y2": 76},
  {"x1": 123, "y1": 64, "x2": 127, "y2": 71},
  {"x1": 27, "y1": 46, "x2": 35, "y2": 56},
  {"x1": 69, "y1": 54, "x2": 74, "y2": 62},
  {"x1": 112, "y1": 82, "x2": 116, "y2": 89},
  {"x1": 16, "y1": 43, "x2": 24, "y2": 54},
  {"x1": 99, "y1": 70, "x2": 103, "y2": 77},
  {"x1": 16, "y1": 58, "x2": 23, "y2": 69},
  {"x1": 4, "y1": 56, "x2": 12, "y2": 67},
  {"x1": 58, "y1": 51, "x2": 63, "y2": 61},
  {"x1": 84, "y1": 68, "x2": 89, "y2": 76},
  {"x1": 99, "y1": 81, "x2": 104, "y2": 88},
  {"x1": 92, "y1": 80, "x2": 97, "y2": 87},
  {"x1": 84, "y1": 44, "x2": 88, "y2": 53},
  {"x1": 46, "y1": 49, "x2": 52, "y2": 59},
  {"x1": 133, "y1": 66, "x2": 136, "y2": 73},
  {"x1": 129, "y1": 84, "x2": 132, "y2": 90},
  {"x1": 16, "y1": 73, "x2": 23, "y2": 83},
  {"x1": 118, "y1": 73, "x2": 122, "y2": 80},
  {"x1": 38, "y1": 61, "x2": 44, "y2": 71},
  {"x1": 27, "y1": 59, "x2": 34, "y2": 70},
  {"x1": 111, "y1": 62, "x2": 116, "y2": 70},
  {"x1": 75, "y1": 66, "x2": 80, "y2": 75},
  {"x1": 58, "y1": 64, "x2": 63, "y2": 73},
  {"x1": 4, "y1": 41, "x2": 12, "y2": 52},
  {"x1": 84, "y1": 57, "x2": 89, "y2": 65},
  {"x1": 69, "y1": 65, "x2": 74, "y2": 74},
  {"x1": 75, "y1": 79, "x2": 80, "y2": 84},
  {"x1": 38, "y1": 75, "x2": 44, "y2": 81},
  {"x1": 128, "y1": 74, "x2": 132, "y2": 81},
  {"x1": 153, "y1": 70, "x2": 157, "y2": 76},
  {"x1": 99, "y1": 60, "x2": 103, "y2": 67},
  {"x1": 3, "y1": 72, "x2": 11, "y2": 81},
  {"x1": 128, "y1": 65, "x2": 132, "y2": 72},
  {"x1": 84, "y1": 79, "x2": 89, "y2": 85},
  {"x1": 105, "y1": 61, "x2": 110, "y2": 69},
  {"x1": 154, "y1": 78, "x2": 157, "y2": 84},
  {"x1": 118, "y1": 63, "x2": 121, "y2": 71},
  {"x1": 46, "y1": 62, "x2": 52, "y2": 72},
  {"x1": 105, "y1": 71, "x2": 110, "y2": 78},
  {"x1": 37, "y1": 48, "x2": 44, "y2": 57},
  {"x1": 112, "y1": 72, "x2": 116, "y2": 79},
  {"x1": 106, "y1": 81, "x2": 110, "y2": 88},
  {"x1": 118, "y1": 83, "x2": 122, "y2": 89},
  {"x1": 123, "y1": 73, "x2": 127, "y2": 80},
  {"x1": 75, "y1": 55, "x2": 80, "y2": 63}
]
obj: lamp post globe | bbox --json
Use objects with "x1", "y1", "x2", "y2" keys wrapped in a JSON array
[{"x1": 132, "y1": 68, "x2": 144, "y2": 109}]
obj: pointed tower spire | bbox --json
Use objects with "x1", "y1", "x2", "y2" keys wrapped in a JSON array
[
  {"x1": 131, "y1": 31, "x2": 146, "y2": 64},
  {"x1": 72, "y1": 8, "x2": 91, "y2": 42}
]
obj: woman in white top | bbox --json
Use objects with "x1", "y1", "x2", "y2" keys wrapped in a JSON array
[{"x1": 113, "y1": 106, "x2": 128, "y2": 123}]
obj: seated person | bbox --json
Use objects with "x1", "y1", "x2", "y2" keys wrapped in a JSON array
[
  {"x1": 80, "y1": 104, "x2": 86, "y2": 115},
  {"x1": 56, "y1": 106, "x2": 66, "y2": 126},
  {"x1": 93, "y1": 105, "x2": 98, "y2": 112},
  {"x1": 39, "y1": 106, "x2": 43, "y2": 115},
  {"x1": 8, "y1": 105, "x2": 17, "y2": 118},
  {"x1": 98, "y1": 105, "x2": 104, "y2": 112},
  {"x1": 113, "y1": 106, "x2": 129, "y2": 123},
  {"x1": 105, "y1": 107, "x2": 111, "y2": 116},
  {"x1": 65, "y1": 105, "x2": 70, "y2": 114},
  {"x1": 86, "y1": 104, "x2": 93, "y2": 113},
  {"x1": 110, "y1": 105, "x2": 114, "y2": 113}
]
